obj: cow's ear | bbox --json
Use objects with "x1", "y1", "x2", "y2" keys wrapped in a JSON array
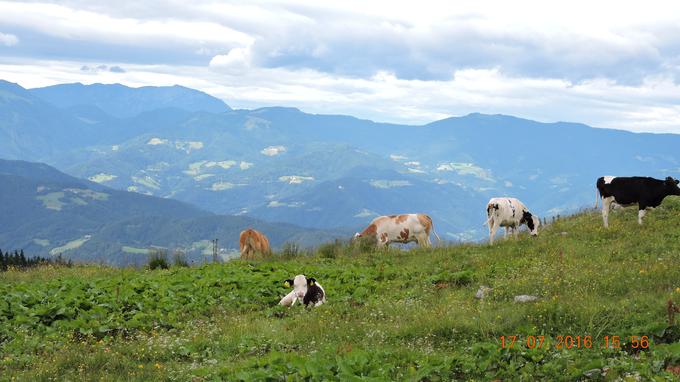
[
  {"x1": 307, "y1": 277, "x2": 316, "y2": 286},
  {"x1": 283, "y1": 279, "x2": 293, "y2": 288}
]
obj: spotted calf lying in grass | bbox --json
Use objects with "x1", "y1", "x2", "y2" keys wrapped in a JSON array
[{"x1": 278, "y1": 274, "x2": 326, "y2": 307}]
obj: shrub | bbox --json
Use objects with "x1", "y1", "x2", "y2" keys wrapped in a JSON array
[
  {"x1": 351, "y1": 236, "x2": 378, "y2": 254},
  {"x1": 172, "y1": 250, "x2": 189, "y2": 267},
  {"x1": 280, "y1": 242, "x2": 302, "y2": 258},
  {"x1": 147, "y1": 248, "x2": 169, "y2": 270},
  {"x1": 318, "y1": 240, "x2": 345, "y2": 259}
]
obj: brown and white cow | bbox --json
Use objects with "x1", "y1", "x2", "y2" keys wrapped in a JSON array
[
  {"x1": 239, "y1": 228, "x2": 271, "y2": 259},
  {"x1": 354, "y1": 213, "x2": 440, "y2": 248}
]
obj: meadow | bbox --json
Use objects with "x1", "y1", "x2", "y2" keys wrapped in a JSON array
[{"x1": 2, "y1": 199, "x2": 680, "y2": 381}]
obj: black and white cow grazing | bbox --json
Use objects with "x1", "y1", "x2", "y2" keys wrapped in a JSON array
[
  {"x1": 485, "y1": 197, "x2": 540, "y2": 244},
  {"x1": 596, "y1": 176, "x2": 680, "y2": 228},
  {"x1": 278, "y1": 274, "x2": 326, "y2": 307}
]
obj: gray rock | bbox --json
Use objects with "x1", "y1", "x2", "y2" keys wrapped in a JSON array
[
  {"x1": 514, "y1": 295, "x2": 539, "y2": 303},
  {"x1": 475, "y1": 286, "x2": 492, "y2": 299}
]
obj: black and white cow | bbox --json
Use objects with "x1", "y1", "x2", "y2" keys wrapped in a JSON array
[
  {"x1": 596, "y1": 176, "x2": 680, "y2": 228},
  {"x1": 278, "y1": 274, "x2": 326, "y2": 307},
  {"x1": 485, "y1": 197, "x2": 540, "y2": 244}
]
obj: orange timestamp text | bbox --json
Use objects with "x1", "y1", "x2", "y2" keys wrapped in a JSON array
[{"x1": 499, "y1": 335, "x2": 650, "y2": 350}]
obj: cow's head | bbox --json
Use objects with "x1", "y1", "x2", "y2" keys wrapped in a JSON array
[
  {"x1": 284, "y1": 274, "x2": 310, "y2": 299},
  {"x1": 521, "y1": 210, "x2": 540, "y2": 236},
  {"x1": 665, "y1": 176, "x2": 680, "y2": 195}
]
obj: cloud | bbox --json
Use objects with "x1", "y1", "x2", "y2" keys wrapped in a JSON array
[
  {"x1": 2, "y1": 1, "x2": 680, "y2": 133},
  {"x1": 80, "y1": 64, "x2": 125, "y2": 73},
  {"x1": 209, "y1": 47, "x2": 251, "y2": 74},
  {"x1": 0, "y1": 1, "x2": 253, "y2": 64},
  {"x1": 0, "y1": 31, "x2": 18, "y2": 46}
]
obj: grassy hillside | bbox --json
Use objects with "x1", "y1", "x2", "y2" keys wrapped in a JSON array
[{"x1": 2, "y1": 199, "x2": 680, "y2": 381}]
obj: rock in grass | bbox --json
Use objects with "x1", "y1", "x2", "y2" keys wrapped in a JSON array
[
  {"x1": 475, "y1": 286, "x2": 492, "y2": 299},
  {"x1": 514, "y1": 295, "x2": 538, "y2": 303}
]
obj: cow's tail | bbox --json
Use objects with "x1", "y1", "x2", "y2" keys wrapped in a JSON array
[
  {"x1": 242, "y1": 231, "x2": 257, "y2": 256},
  {"x1": 431, "y1": 222, "x2": 442, "y2": 244},
  {"x1": 483, "y1": 203, "x2": 494, "y2": 226},
  {"x1": 422, "y1": 215, "x2": 442, "y2": 244}
]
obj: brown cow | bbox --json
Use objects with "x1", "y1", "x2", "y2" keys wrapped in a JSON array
[
  {"x1": 239, "y1": 228, "x2": 271, "y2": 259},
  {"x1": 354, "y1": 213, "x2": 440, "y2": 248}
]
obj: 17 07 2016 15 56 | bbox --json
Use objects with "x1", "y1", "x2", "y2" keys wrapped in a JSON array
[{"x1": 499, "y1": 335, "x2": 650, "y2": 350}]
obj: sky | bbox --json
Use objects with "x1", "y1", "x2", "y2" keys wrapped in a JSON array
[{"x1": 1, "y1": 0, "x2": 680, "y2": 133}]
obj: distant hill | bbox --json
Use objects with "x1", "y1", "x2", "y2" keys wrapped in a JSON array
[
  {"x1": 0, "y1": 159, "x2": 344, "y2": 265},
  {"x1": 30, "y1": 82, "x2": 231, "y2": 118},
  {"x1": 3, "y1": 80, "x2": 680, "y2": 240}
]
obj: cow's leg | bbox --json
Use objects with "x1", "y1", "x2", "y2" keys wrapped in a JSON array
[
  {"x1": 638, "y1": 203, "x2": 649, "y2": 225},
  {"x1": 504, "y1": 227, "x2": 510, "y2": 239},
  {"x1": 513, "y1": 225, "x2": 520, "y2": 238},
  {"x1": 489, "y1": 221, "x2": 500, "y2": 244},
  {"x1": 417, "y1": 233, "x2": 432, "y2": 248},
  {"x1": 602, "y1": 196, "x2": 614, "y2": 228}
]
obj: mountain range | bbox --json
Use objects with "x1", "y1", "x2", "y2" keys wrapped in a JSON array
[
  {"x1": 1, "y1": 79, "x2": 679, "y2": 263},
  {"x1": 0, "y1": 159, "x2": 342, "y2": 265}
]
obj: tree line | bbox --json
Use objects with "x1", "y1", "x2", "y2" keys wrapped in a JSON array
[{"x1": 0, "y1": 249, "x2": 72, "y2": 271}]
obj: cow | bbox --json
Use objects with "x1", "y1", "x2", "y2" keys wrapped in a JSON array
[
  {"x1": 239, "y1": 228, "x2": 271, "y2": 260},
  {"x1": 353, "y1": 213, "x2": 441, "y2": 248},
  {"x1": 278, "y1": 274, "x2": 326, "y2": 307},
  {"x1": 486, "y1": 197, "x2": 540, "y2": 244},
  {"x1": 596, "y1": 176, "x2": 680, "y2": 228}
]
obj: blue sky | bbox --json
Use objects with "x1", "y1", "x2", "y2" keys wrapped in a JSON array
[{"x1": 1, "y1": 1, "x2": 680, "y2": 133}]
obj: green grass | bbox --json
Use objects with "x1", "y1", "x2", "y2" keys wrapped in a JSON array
[{"x1": 2, "y1": 199, "x2": 680, "y2": 381}]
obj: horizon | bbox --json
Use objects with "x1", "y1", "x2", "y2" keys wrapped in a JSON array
[
  {"x1": 4, "y1": 77, "x2": 680, "y2": 136},
  {"x1": 1, "y1": 1, "x2": 680, "y2": 133}
]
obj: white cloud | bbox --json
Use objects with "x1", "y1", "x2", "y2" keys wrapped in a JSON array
[
  {"x1": 0, "y1": 2, "x2": 252, "y2": 49},
  {"x1": 3, "y1": 58, "x2": 680, "y2": 133},
  {"x1": 239, "y1": 161, "x2": 253, "y2": 170},
  {"x1": 2, "y1": 1, "x2": 680, "y2": 133},
  {"x1": 209, "y1": 47, "x2": 251, "y2": 74},
  {"x1": 0, "y1": 32, "x2": 18, "y2": 46}
]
